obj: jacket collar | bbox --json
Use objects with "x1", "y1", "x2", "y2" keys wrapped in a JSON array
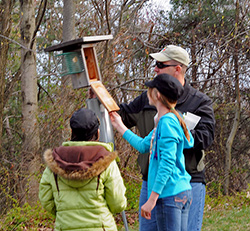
[
  {"x1": 44, "y1": 143, "x2": 117, "y2": 180},
  {"x1": 62, "y1": 141, "x2": 114, "y2": 152}
]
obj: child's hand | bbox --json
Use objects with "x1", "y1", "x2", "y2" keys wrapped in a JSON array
[
  {"x1": 109, "y1": 112, "x2": 122, "y2": 129},
  {"x1": 141, "y1": 200, "x2": 155, "y2": 220},
  {"x1": 109, "y1": 112, "x2": 128, "y2": 135},
  {"x1": 141, "y1": 191, "x2": 158, "y2": 220}
]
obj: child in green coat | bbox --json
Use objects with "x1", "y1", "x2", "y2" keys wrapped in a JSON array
[{"x1": 39, "y1": 108, "x2": 127, "y2": 231}]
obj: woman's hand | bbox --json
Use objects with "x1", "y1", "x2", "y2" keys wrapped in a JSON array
[
  {"x1": 141, "y1": 191, "x2": 158, "y2": 220},
  {"x1": 109, "y1": 112, "x2": 128, "y2": 135},
  {"x1": 109, "y1": 112, "x2": 122, "y2": 129}
]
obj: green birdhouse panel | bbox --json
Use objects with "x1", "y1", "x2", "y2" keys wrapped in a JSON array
[
  {"x1": 56, "y1": 51, "x2": 85, "y2": 76},
  {"x1": 44, "y1": 35, "x2": 113, "y2": 89}
]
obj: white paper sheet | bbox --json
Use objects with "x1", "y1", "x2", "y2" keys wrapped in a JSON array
[{"x1": 183, "y1": 112, "x2": 201, "y2": 130}]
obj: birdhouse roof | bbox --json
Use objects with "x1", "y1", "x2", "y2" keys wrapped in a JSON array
[{"x1": 44, "y1": 34, "x2": 113, "y2": 52}]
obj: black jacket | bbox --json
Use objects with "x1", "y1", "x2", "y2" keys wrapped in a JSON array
[{"x1": 119, "y1": 81, "x2": 215, "y2": 184}]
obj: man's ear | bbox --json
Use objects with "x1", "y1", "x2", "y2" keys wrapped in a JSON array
[
  {"x1": 173, "y1": 65, "x2": 185, "y2": 86},
  {"x1": 176, "y1": 65, "x2": 182, "y2": 72}
]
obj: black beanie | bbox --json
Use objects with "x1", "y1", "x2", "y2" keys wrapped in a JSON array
[{"x1": 70, "y1": 108, "x2": 100, "y2": 141}]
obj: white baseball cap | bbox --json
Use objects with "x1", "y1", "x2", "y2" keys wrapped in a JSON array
[{"x1": 150, "y1": 45, "x2": 190, "y2": 66}]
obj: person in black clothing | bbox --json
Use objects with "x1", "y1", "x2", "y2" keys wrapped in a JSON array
[{"x1": 119, "y1": 45, "x2": 215, "y2": 231}]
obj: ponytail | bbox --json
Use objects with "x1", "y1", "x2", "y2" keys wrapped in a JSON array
[
  {"x1": 159, "y1": 95, "x2": 190, "y2": 142},
  {"x1": 148, "y1": 87, "x2": 190, "y2": 142}
]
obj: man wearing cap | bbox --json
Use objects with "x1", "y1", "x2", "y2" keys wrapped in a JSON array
[{"x1": 119, "y1": 45, "x2": 215, "y2": 231}]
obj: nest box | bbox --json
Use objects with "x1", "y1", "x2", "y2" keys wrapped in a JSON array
[{"x1": 44, "y1": 35, "x2": 119, "y2": 112}]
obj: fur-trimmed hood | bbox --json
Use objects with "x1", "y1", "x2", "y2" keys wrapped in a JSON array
[{"x1": 44, "y1": 144, "x2": 117, "y2": 182}]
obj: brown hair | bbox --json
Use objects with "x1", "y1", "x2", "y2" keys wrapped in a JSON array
[{"x1": 148, "y1": 88, "x2": 190, "y2": 142}]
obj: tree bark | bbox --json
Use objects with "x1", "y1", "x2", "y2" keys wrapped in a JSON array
[
  {"x1": 63, "y1": 0, "x2": 76, "y2": 42},
  {"x1": 62, "y1": 0, "x2": 76, "y2": 85},
  {"x1": 0, "y1": 0, "x2": 14, "y2": 153},
  {"x1": 20, "y1": 0, "x2": 40, "y2": 204},
  {"x1": 59, "y1": 0, "x2": 76, "y2": 141},
  {"x1": 224, "y1": 0, "x2": 240, "y2": 195}
]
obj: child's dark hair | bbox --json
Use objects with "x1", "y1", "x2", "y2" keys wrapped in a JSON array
[{"x1": 71, "y1": 130, "x2": 99, "y2": 141}]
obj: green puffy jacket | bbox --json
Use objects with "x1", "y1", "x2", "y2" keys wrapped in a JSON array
[{"x1": 39, "y1": 141, "x2": 127, "y2": 231}]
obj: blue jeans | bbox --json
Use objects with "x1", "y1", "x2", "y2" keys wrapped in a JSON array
[
  {"x1": 156, "y1": 190, "x2": 192, "y2": 231},
  {"x1": 187, "y1": 182, "x2": 206, "y2": 231},
  {"x1": 139, "y1": 181, "x2": 205, "y2": 231},
  {"x1": 139, "y1": 181, "x2": 157, "y2": 231}
]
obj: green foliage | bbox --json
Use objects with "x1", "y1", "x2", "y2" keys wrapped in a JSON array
[
  {"x1": 1, "y1": 191, "x2": 250, "y2": 230},
  {"x1": 168, "y1": 0, "x2": 237, "y2": 44},
  {"x1": 124, "y1": 175, "x2": 141, "y2": 211},
  {"x1": 0, "y1": 165, "x2": 19, "y2": 215},
  {"x1": 206, "y1": 187, "x2": 250, "y2": 208},
  {"x1": 203, "y1": 189, "x2": 250, "y2": 230},
  {"x1": 207, "y1": 180, "x2": 224, "y2": 198},
  {"x1": 203, "y1": 206, "x2": 250, "y2": 231},
  {"x1": 0, "y1": 202, "x2": 54, "y2": 230}
]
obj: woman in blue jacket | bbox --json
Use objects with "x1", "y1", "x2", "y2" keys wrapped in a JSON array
[{"x1": 110, "y1": 73, "x2": 194, "y2": 231}]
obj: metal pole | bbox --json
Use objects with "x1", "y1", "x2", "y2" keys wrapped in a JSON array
[
  {"x1": 122, "y1": 210, "x2": 129, "y2": 231},
  {"x1": 87, "y1": 98, "x2": 129, "y2": 231}
]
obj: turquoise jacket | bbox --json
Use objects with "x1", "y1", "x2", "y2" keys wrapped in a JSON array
[
  {"x1": 39, "y1": 141, "x2": 127, "y2": 231},
  {"x1": 123, "y1": 112, "x2": 193, "y2": 198}
]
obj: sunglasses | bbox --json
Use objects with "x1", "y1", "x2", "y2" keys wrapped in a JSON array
[{"x1": 155, "y1": 61, "x2": 179, "y2": 69}]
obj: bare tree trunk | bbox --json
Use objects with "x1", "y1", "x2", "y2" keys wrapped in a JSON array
[
  {"x1": 63, "y1": 0, "x2": 76, "y2": 42},
  {"x1": 0, "y1": 0, "x2": 14, "y2": 153},
  {"x1": 62, "y1": 0, "x2": 76, "y2": 86},
  {"x1": 224, "y1": 0, "x2": 240, "y2": 195},
  {"x1": 59, "y1": 0, "x2": 76, "y2": 141},
  {"x1": 20, "y1": 0, "x2": 40, "y2": 204}
]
